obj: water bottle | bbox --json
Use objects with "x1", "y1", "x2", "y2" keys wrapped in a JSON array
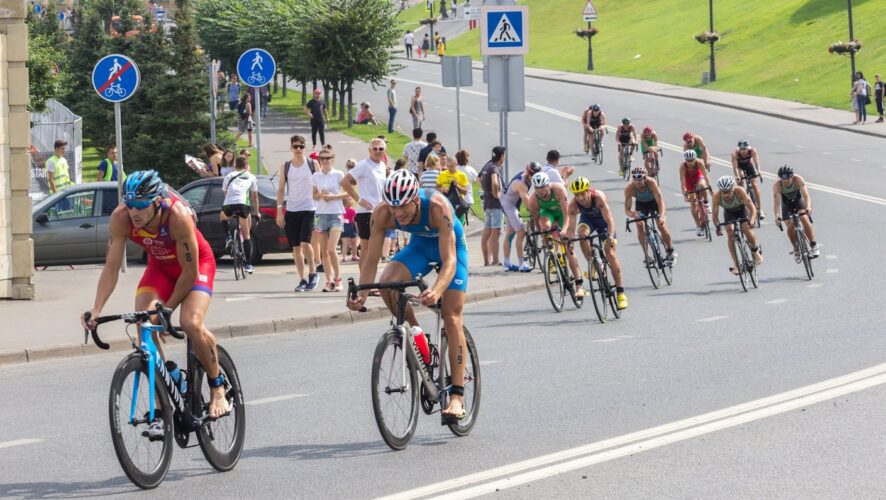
[
  {"x1": 165, "y1": 360, "x2": 187, "y2": 394},
  {"x1": 411, "y1": 326, "x2": 431, "y2": 365}
]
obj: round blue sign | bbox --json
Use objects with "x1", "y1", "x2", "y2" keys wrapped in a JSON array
[
  {"x1": 237, "y1": 49, "x2": 276, "y2": 88},
  {"x1": 57, "y1": 10, "x2": 65, "y2": 21},
  {"x1": 33, "y1": 3, "x2": 42, "y2": 15},
  {"x1": 91, "y1": 54, "x2": 140, "y2": 103}
]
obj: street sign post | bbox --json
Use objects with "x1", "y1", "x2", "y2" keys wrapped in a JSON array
[
  {"x1": 582, "y1": 0, "x2": 597, "y2": 21},
  {"x1": 237, "y1": 49, "x2": 276, "y2": 174},
  {"x1": 481, "y1": 5, "x2": 529, "y2": 56},
  {"x1": 441, "y1": 56, "x2": 473, "y2": 150},
  {"x1": 92, "y1": 53, "x2": 140, "y2": 272}
]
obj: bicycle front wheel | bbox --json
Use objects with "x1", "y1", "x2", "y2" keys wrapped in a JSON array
[
  {"x1": 523, "y1": 235, "x2": 538, "y2": 271},
  {"x1": 733, "y1": 237, "x2": 749, "y2": 292},
  {"x1": 371, "y1": 329, "x2": 419, "y2": 450},
  {"x1": 799, "y1": 231, "x2": 814, "y2": 280},
  {"x1": 108, "y1": 353, "x2": 173, "y2": 490},
  {"x1": 588, "y1": 256, "x2": 608, "y2": 323},
  {"x1": 642, "y1": 235, "x2": 661, "y2": 289},
  {"x1": 443, "y1": 327, "x2": 481, "y2": 437},
  {"x1": 194, "y1": 345, "x2": 246, "y2": 472},
  {"x1": 543, "y1": 252, "x2": 565, "y2": 312}
]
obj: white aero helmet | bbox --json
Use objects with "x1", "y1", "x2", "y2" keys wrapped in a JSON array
[
  {"x1": 683, "y1": 150, "x2": 697, "y2": 162},
  {"x1": 531, "y1": 172, "x2": 551, "y2": 189},
  {"x1": 382, "y1": 169, "x2": 420, "y2": 207},
  {"x1": 717, "y1": 175, "x2": 736, "y2": 192}
]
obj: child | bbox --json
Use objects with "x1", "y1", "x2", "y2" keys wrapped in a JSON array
[{"x1": 341, "y1": 167, "x2": 358, "y2": 262}]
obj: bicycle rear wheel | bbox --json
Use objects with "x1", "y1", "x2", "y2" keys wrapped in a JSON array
[
  {"x1": 231, "y1": 228, "x2": 243, "y2": 281},
  {"x1": 543, "y1": 252, "x2": 566, "y2": 312},
  {"x1": 108, "y1": 353, "x2": 173, "y2": 490},
  {"x1": 748, "y1": 243, "x2": 759, "y2": 289},
  {"x1": 587, "y1": 256, "x2": 608, "y2": 323},
  {"x1": 642, "y1": 234, "x2": 661, "y2": 289},
  {"x1": 443, "y1": 327, "x2": 481, "y2": 437},
  {"x1": 604, "y1": 261, "x2": 621, "y2": 319},
  {"x1": 371, "y1": 329, "x2": 419, "y2": 450},
  {"x1": 194, "y1": 345, "x2": 246, "y2": 472}
]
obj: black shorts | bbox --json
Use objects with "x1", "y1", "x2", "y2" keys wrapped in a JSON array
[
  {"x1": 739, "y1": 165, "x2": 758, "y2": 178},
  {"x1": 285, "y1": 210, "x2": 315, "y2": 246},
  {"x1": 781, "y1": 197, "x2": 807, "y2": 217},
  {"x1": 636, "y1": 200, "x2": 659, "y2": 216},
  {"x1": 724, "y1": 206, "x2": 750, "y2": 224},
  {"x1": 355, "y1": 212, "x2": 372, "y2": 240},
  {"x1": 222, "y1": 204, "x2": 250, "y2": 218}
]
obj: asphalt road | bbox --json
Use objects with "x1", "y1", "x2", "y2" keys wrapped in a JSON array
[{"x1": 3, "y1": 61, "x2": 886, "y2": 497}]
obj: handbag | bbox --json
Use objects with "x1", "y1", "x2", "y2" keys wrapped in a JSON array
[{"x1": 445, "y1": 181, "x2": 470, "y2": 219}]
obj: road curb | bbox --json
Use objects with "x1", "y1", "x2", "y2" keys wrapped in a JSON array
[{"x1": 0, "y1": 282, "x2": 546, "y2": 368}]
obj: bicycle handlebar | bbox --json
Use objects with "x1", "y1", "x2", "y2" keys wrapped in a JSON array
[
  {"x1": 346, "y1": 277, "x2": 429, "y2": 309},
  {"x1": 715, "y1": 217, "x2": 750, "y2": 229},
  {"x1": 625, "y1": 212, "x2": 660, "y2": 232},
  {"x1": 83, "y1": 304, "x2": 184, "y2": 350},
  {"x1": 775, "y1": 210, "x2": 812, "y2": 230}
]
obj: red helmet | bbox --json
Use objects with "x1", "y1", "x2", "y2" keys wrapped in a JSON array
[
  {"x1": 682, "y1": 132, "x2": 694, "y2": 142},
  {"x1": 642, "y1": 126, "x2": 653, "y2": 135}
]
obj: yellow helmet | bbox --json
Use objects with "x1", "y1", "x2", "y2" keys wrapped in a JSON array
[{"x1": 570, "y1": 176, "x2": 590, "y2": 194}]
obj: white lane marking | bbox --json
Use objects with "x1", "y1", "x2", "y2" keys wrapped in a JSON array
[
  {"x1": 825, "y1": 255, "x2": 838, "y2": 260},
  {"x1": 480, "y1": 360, "x2": 500, "y2": 366},
  {"x1": 248, "y1": 394, "x2": 309, "y2": 406},
  {"x1": 767, "y1": 298, "x2": 788, "y2": 305},
  {"x1": 796, "y1": 145, "x2": 805, "y2": 149},
  {"x1": 381, "y1": 362, "x2": 886, "y2": 500},
  {"x1": 309, "y1": 300, "x2": 338, "y2": 304},
  {"x1": 605, "y1": 170, "x2": 614, "y2": 174},
  {"x1": 0, "y1": 439, "x2": 44, "y2": 449},
  {"x1": 826, "y1": 268, "x2": 839, "y2": 274},
  {"x1": 524, "y1": 137, "x2": 532, "y2": 141},
  {"x1": 483, "y1": 122, "x2": 491, "y2": 126},
  {"x1": 697, "y1": 315, "x2": 727, "y2": 323},
  {"x1": 822, "y1": 151, "x2": 833, "y2": 155},
  {"x1": 225, "y1": 296, "x2": 255, "y2": 302},
  {"x1": 472, "y1": 117, "x2": 479, "y2": 121},
  {"x1": 807, "y1": 282, "x2": 823, "y2": 288},
  {"x1": 851, "y1": 158, "x2": 862, "y2": 163},
  {"x1": 593, "y1": 338, "x2": 621, "y2": 343},
  {"x1": 747, "y1": 133, "x2": 756, "y2": 137}
]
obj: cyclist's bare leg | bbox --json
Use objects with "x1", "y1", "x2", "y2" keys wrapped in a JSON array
[
  {"x1": 603, "y1": 239, "x2": 624, "y2": 287},
  {"x1": 801, "y1": 214, "x2": 817, "y2": 243},
  {"x1": 502, "y1": 225, "x2": 515, "y2": 263},
  {"x1": 135, "y1": 290, "x2": 167, "y2": 360},
  {"x1": 378, "y1": 261, "x2": 420, "y2": 326},
  {"x1": 241, "y1": 214, "x2": 251, "y2": 240},
  {"x1": 750, "y1": 180, "x2": 764, "y2": 213},
  {"x1": 725, "y1": 226, "x2": 739, "y2": 271},
  {"x1": 179, "y1": 291, "x2": 228, "y2": 418},
  {"x1": 441, "y1": 289, "x2": 467, "y2": 418},
  {"x1": 636, "y1": 220, "x2": 648, "y2": 250},
  {"x1": 785, "y1": 218, "x2": 799, "y2": 251},
  {"x1": 687, "y1": 194, "x2": 701, "y2": 227},
  {"x1": 741, "y1": 222, "x2": 759, "y2": 250},
  {"x1": 658, "y1": 220, "x2": 674, "y2": 250},
  {"x1": 514, "y1": 230, "x2": 525, "y2": 264}
]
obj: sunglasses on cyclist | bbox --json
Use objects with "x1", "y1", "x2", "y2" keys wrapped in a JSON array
[
  {"x1": 124, "y1": 198, "x2": 155, "y2": 210},
  {"x1": 632, "y1": 174, "x2": 646, "y2": 179}
]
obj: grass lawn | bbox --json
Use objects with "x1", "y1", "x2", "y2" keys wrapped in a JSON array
[
  {"x1": 80, "y1": 144, "x2": 103, "y2": 182},
  {"x1": 443, "y1": 0, "x2": 886, "y2": 111},
  {"x1": 395, "y1": 1, "x2": 432, "y2": 32}
]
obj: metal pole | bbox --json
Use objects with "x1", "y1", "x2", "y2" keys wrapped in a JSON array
[
  {"x1": 848, "y1": 0, "x2": 856, "y2": 84},
  {"x1": 587, "y1": 21, "x2": 594, "y2": 71},
  {"x1": 255, "y1": 90, "x2": 262, "y2": 175},
  {"x1": 502, "y1": 56, "x2": 510, "y2": 180},
  {"x1": 709, "y1": 0, "x2": 716, "y2": 82},
  {"x1": 114, "y1": 101, "x2": 127, "y2": 273},
  {"x1": 455, "y1": 60, "x2": 462, "y2": 150},
  {"x1": 209, "y1": 60, "x2": 217, "y2": 144}
]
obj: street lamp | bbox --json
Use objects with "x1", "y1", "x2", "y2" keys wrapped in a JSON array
[
  {"x1": 847, "y1": 0, "x2": 857, "y2": 84},
  {"x1": 708, "y1": 0, "x2": 716, "y2": 82}
]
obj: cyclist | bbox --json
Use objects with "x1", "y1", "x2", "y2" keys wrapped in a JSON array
[
  {"x1": 679, "y1": 150, "x2": 713, "y2": 237},
  {"x1": 583, "y1": 104, "x2": 607, "y2": 159},
  {"x1": 527, "y1": 172, "x2": 586, "y2": 296},
  {"x1": 80, "y1": 170, "x2": 230, "y2": 420},
  {"x1": 501, "y1": 162, "x2": 542, "y2": 272},
  {"x1": 615, "y1": 118, "x2": 638, "y2": 176},
  {"x1": 683, "y1": 132, "x2": 711, "y2": 171},
  {"x1": 773, "y1": 165, "x2": 820, "y2": 261},
  {"x1": 712, "y1": 175, "x2": 763, "y2": 274},
  {"x1": 624, "y1": 166, "x2": 676, "y2": 264},
  {"x1": 567, "y1": 176, "x2": 628, "y2": 309},
  {"x1": 346, "y1": 170, "x2": 470, "y2": 423},
  {"x1": 731, "y1": 139, "x2": 766, "y2": 220},
  {"x1": 222, "y1": 155, "x2": 260, "y2": 274},
  {"x1": 639, "y1": 127, "x2": 660, "y2": 176}
]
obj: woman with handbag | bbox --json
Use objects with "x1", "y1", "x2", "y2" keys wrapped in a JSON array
[
  {"x1": 235, "y1": 92, "x2": 254, "y2": 146},
  {"x1": 852, "y1": 71, "x2": 869, "y2": 125}
]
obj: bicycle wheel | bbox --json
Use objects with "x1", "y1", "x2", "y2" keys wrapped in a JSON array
[
  {"x1": 748, "y1": 188, "x2": 761, "y2": 228},
  {"x1": 193, "y1": 345, "x2": 246, "y2": 472},
  {"x1": 443, "y1": 327, "x2": 481, "y2": 437},
  {"x1": 733, "y1": 237, "x2": 748, "y2": 292},
  {"x1": 587, "y1": 256, "x2": 608, "y2": 323},
  {"x1": 523, "y1": 235, "x2": 538, "y2": 271},
  {"x1": 108, "y1": 353, "x2": 173, "y2": 490},
  {"x1": 543, "y1": 252, "x2": 565, "y2": 312},
  {"x1": 642, "y1": 233, "x2": 661, "y2": 289},
  {"x1": 748, "y1": 242, "x2": 759, "y2": 289},
  {"x1": 371, "y1": 329, "x2": 419, "y2": 450},
  {"x1": 654, "y1": 230, "x2": 673, "y2": 286},
  {"x1": 604, "y1": 260, "x2": 621, "y2": 319},
  {"x1": 798, "y1": 230, "x2": 814, "y2": 280}
]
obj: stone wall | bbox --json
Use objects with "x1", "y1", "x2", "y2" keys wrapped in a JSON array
[{"x1": 0, "y1": 0, "x2": 34, "y2": 299}]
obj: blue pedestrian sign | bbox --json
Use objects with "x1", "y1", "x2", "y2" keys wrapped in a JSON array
[
  {"x1": 237, "y1": 49, "x2": 276, "y2": 88},
  {"x1": 481, "y1": 5, "x2": 529, "y2": 56},
  {"x1": 91, "y1": 54, "x2": 140, "y2": 103},
  {"x1": 57, "y1": 10, "x2": 65, "y2": 22},
  {"x1": 33, "y1": 3, "x2": 42, "y2": 15}
]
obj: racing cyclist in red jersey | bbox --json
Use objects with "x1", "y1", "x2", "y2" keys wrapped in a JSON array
[
  {"x1": 81, "y1": 170, "x2": 230, "y2": 419},
  {"x1": 679, "y1": 150, "x2": 713, "y2": 237}
]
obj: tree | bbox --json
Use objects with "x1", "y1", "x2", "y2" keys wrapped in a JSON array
[{"x1": 26, "y1": 11, "x2": 72, "y2": 113}]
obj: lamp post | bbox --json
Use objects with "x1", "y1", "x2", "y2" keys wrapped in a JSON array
[
  {"x1": 586, "y1": 21, "x2": 594, "y2": 71},
  {"x1": 847, "y1": 0, "x2": 856, "y2": 84},
  {"x1": 708, "y1": 0, "x2": 716, "y2": 82}
]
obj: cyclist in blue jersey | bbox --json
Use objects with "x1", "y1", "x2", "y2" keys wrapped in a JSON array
[{"x1": 347, "y1": 170, "x2": 469, "y2": 422}]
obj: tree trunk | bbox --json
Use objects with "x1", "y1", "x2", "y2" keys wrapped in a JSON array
[
  {"x1": 339, "y1": 84, "x2": 346, "y2": 121},
  {"x1": 330, "y1": 82, "x2": 338, "y2": 117},
  {"x1": 282, "y1": 72, "x2": 287, "y2": 97},
  {"x1": 347, "y1": 83, "x2": 354, "y2": 128},
  {"x1": 301, "y1": 81, "x2": 307, "y2": 105}
]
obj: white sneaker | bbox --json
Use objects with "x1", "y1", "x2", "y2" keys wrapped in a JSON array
[
  {"x1": 810, "y1": 245, "x2": 821, "y2": 258},
  {"x1": 791, "y1": 251, "x2": 801, "y2": 264},
  {"x1": 696, "y1": 227, "x2": 705, "y2": 237},
  {"x1": 245, "y1": 265, "x2": 254, "y2": 274}
]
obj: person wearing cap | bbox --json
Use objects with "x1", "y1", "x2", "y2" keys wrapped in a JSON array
[
  {"x1": 305, "y1": 88, "x2": 329, "y2": 150},
  {"x1": 386, "y1": 79, "x2": 398, "y2": 134}
]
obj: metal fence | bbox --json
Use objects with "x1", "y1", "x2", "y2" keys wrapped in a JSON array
[{"x1": 29, "y1": 99, "x2": 83, "y2": 203}]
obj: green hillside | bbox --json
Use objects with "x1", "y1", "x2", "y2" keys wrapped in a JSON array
[{"x1": 443, "y1": 0, "x2": 885, "y2": 110}]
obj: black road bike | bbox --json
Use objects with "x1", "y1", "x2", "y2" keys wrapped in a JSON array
[
  {"x1": 571, "y1": 233, "x2": 621, "y2": 323},
  {"x1": 716, "y1": 218, "x2": 759, "y2": 292},
  {"x1": 778, "y1": 209, "x2": 816, "y2": 280},
  {"x1": 626, "y1": 212, "x2": 673, "y2": 289}
]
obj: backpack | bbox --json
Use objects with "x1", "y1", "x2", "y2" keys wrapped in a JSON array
[
  {"x1": 282, "y1": 158, "x2": 317, "y2": 189},
  {"x1": 445, "y1": 182, "x2": 470, "y2": 220},
  {"x1": 237, "y1": 100, "x2": 248, "y2": 119}
]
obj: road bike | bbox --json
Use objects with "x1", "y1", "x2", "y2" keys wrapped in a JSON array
[
  {"x1": 571, "y1": 233, "x2": 621, "y2": 323},
  {"x1": 687, "y1": 186, "x2": 713, "y2": 242},
  {"x1": 739, "y1": 173, "x2": 763, "y2": 228},
  {"x1": 626, "y1": 212, "x2": 673, "y2": 289},
  {"x1": 533, "y1": 229, "x2": 583, "y2": 313},
  {"x1": 619, "y1": 143, "x2": 635, "y2": 179},
  {"x1": 522, "y1": 218, "x2": 541, "y2": 271},
  {"x1": 348, "y1": 276, "x2": 480, "y2": 450},
  {"x1": 715, "y1": 217, "x2": 759, "y2": 292},
  {"x1": 644, "y1": 147, "x2": 662, "y2": 184},
  {"x1": 591, "y1": 129, "x2": 604, "y2": 165},
  {"x1": 227, "y1": 214, "x2": 249, "y2": 280},
  {"x1": 83, "y1": 305, "x2": 245, "y2": 489},
  {"x1": 777, "y1": 209, "x2": 815, "y2": 280}
]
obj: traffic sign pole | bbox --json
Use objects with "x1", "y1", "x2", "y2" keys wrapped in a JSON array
[
  {"x1": 114, "y1": 102, "x2": 127, "y2": 273},
  {"x1": 587, "y1": 21, "x2": 594, "y2": 71},
  {"x1": 209, "y1": 60, "x2": 217, "y2": 145},
  {"x1": 255, "y1": 91, "x2": 262, "y2": 174},
  {"x1": 455, "y1": 62, "x2": 462, "y2": 151}
]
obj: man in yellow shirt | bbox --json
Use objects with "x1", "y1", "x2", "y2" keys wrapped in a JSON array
[{"x1": 437, "y1": 154, "x2": 469, "y2": 224}]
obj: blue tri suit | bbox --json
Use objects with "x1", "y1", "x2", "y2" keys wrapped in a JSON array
[{"x1": 391, "y1": 189, "x2": 469, "y2": 292}]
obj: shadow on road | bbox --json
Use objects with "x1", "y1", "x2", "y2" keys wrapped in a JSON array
[
  {"x1": 0, "y1": 468, "x2": 215, "y2": 498},
  {"x1": 242, "y1": 439, "x2": 394, "y2": 461}
]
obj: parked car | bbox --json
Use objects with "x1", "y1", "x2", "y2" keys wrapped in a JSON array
[
  {"x1": 177, "y1": 175, "x2": 290, "y2": 262},
  {"x1": 32, "y1": 182, "x2": 147, "y2": 266}
]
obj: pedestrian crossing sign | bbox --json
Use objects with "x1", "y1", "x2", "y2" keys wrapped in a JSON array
[{"x1": 481, "y1": 5, "x2": 529, "y2": 55}]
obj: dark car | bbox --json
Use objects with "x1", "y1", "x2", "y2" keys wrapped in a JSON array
[{"x1": 177, "y1": 175, "x2": 289, "y2": 262}]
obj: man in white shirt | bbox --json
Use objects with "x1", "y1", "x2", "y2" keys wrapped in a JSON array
[
  {"x1": 543, "y1": 149, "x2": 574, "y2": 185},
  {"x1": 455, "y1": 149, "x2": 479, "y2": 210},
  {"x1": 401, "y1": 127, "x2": 427, "y2": 175},
  {"x1": 403, "y1": 30, "x2": 415, "y2": 59},
  {"x1": 341, "y1": 138, "x2": 389, "y2": 269},
  {"x1": 222, "y1": 155, "x2": 260, "y2": 273},
  {"x1": 276, "y1": 134, "x2": 320, "y2": 292}
]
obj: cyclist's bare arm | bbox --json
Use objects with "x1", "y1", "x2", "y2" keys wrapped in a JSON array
[
  {"x1": 797, "y1": 176, "x2": 812, "y2": 213},
  {"x1": 679, "y1": 165, "x2": 688, "y2": 197},
  {"x1": 711, "y1": 192, "x2": 722, "y2": 226},
  {"x1": 566, "y1": 201, "x2": 580, "y2": 237},
  {"x1": 623, "y1": 184, "x2": 635, "y2": 218},
  {"x1": 527, "y1": 195, "x2": 540, "y2": 224},
  {"x1": 430, "y1": 198, "x2": 459, "y2": 299},
  {"x1": 752, "y1": 149, "x2": 762, "y2": 172},
  {"x1": 650, "y1": 179, "x2": 667, "y2": 218},
  {"x1": 517, "y1": 182, "x2": 531, "y2": 208},
  {"x1": 250, "y1": 189, "x2": 260, "y2": 213},
  {"x1": 166, "y1": 205, "x2": 201, "y2": 310},
  {"x1": 772, "y1": 182, "x2": 783, "y2": 220},
  {"x1": 85, "y1": 208, "x2": 129, "y2": 328},
  {"x1": 595, "y1": 190, "x2": 616, "y2": 235}
]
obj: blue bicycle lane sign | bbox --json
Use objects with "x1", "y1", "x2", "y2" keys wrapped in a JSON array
[
  {"x1": 237, "y1": 49, "x2": 276, "y2": 88},
  {"x1": 92, "y1": 54, "x2": 140, "y2": 103}
]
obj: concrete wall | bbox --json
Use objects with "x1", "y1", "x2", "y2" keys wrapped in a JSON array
[{"x1": 0, "y1": 0, "x2": 34, "y2": 299}]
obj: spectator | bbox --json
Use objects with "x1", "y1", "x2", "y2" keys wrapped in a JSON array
[
  {"x1": 259, "y1": 83, "x2": 270, "y2": 118},
  {"x1": 421, "y1": 154, "x2": 442, "y2": 189},
  {"x1": 543, "y1": 149, "x2": 575, "y2": 184},
  {"x1": 341, "y1": 194, "x2": 358, "y2": 262},
  {"x1": 96, "y1": 145, "x2": 123, "y2": 182},
  {"x1": 436, "y1": 152, "x2": 470, "y2": 224},
  {"x1": 875, "y1": 74, "x2": 884, "y2": 123},
  {"x1": 238, "y1": 148, "x2": 252, "y2": 169},
  {"x1": 216, "y1": 71, "x2": 227, "y2": 114},
  {"x1": 418, "y1": 134, "x2": 445, "y2": 172},
  {"x1": 455, "y1": 149, "x2": 479, "y2": 217},
  {"x1": 227, "y1": 75, "x2": 241, "y2": 111},
  {"x1": 235, "y1": 93, "x2": 254, "y2": 147},
  {"x1": 201, "y1": 144, "x2": 223, "y2": 177},
  {"x1": 312, "y1": 146, "x2": 346, "y2": 292},
  {"x1": 420, "y1": 33, "x2": 431, "y2": 58},
  {"x1": 276, "y1": 134, "x2": 320, "y2": 292},
  {"x1": 402, "y1": 127, "x2": 427, "y2": 175},
  {"x1": 394, "y1": 158, "x2": 406, "y2": 171},
  {"x1": 852, "y1": 71, "x2": 869, "y2": 124},
  {"x1": 437, "y1": 37, "x2": 446, "y2": 57},
  {"x1": 356, "y1": 102, "x2": 379, "y2": 125},
  {"x1": 410, "y1": 86, "x2": 425, "y2": 129},
  {"x1": 376, "y1": 135, "x2": 391, "y2": 166},
  {"x1": 341, "y1": 138, "x2": 389, "y2": 271},
  {"x1": 403, "y1": 30, "x2": 415, "y2": 59},
  {"x1": 46, "y1": 139, "x2": 72, "y2": 194},
  {"x1": 480, "y1": 146, "x2": 506, "y2": 266},
  {"x1": 219, "y1": 149, "x2": 236, "y2": 177},
  {"x1": 387, "y1": 79, "x2": 398, "y2": 134},
  {"x1": 305, "y1": 88, "x2": 329, "y2": 150}
]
